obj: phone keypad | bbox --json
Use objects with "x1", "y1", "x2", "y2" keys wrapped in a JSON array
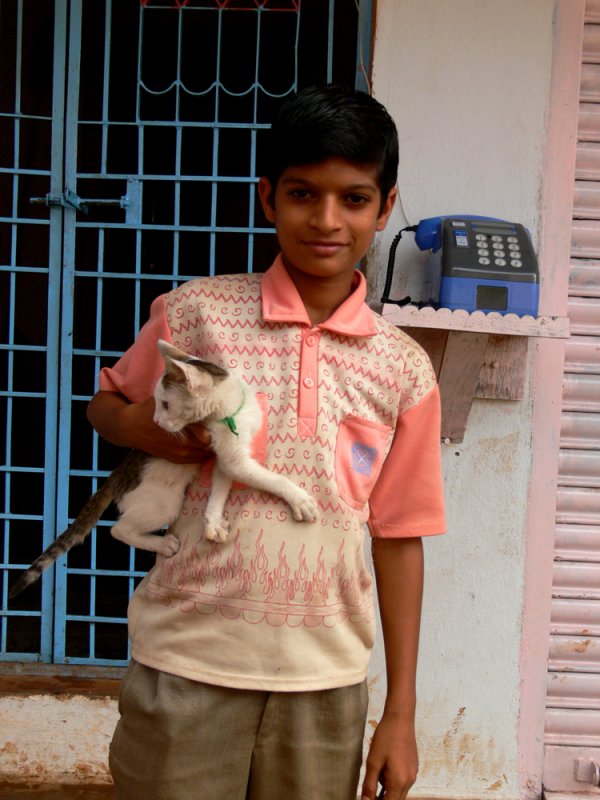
[{"x1": 476, "y1": 233, "x2": 523, "y2": 269}]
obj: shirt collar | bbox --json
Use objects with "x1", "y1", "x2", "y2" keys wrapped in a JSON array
[{"x1": 260, "y1": 255, "x2": 377, "y2": 337}]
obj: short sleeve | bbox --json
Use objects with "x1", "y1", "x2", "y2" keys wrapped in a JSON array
[
  {"x1": 98, "y1": 294, "x2": 172, "y2": 403},
  {"x1": 367, "y1": 384, "x2": 446, "y2": 538}
]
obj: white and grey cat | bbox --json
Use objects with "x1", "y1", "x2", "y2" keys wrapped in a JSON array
[{"x1": 10, "y1": 339, "x2": 318, "y2": 598}]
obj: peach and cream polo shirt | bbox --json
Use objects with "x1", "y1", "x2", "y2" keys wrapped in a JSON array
[{"x1": 99, "y1": 255, "x2": 446, "y2": 691}]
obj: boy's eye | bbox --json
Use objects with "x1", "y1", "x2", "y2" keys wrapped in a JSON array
[
  {"x1": 345, "y1": 194, "x2": 370, "y2": 206},
  {"x1": 289, "y1": 188, "x2": 312, "y2": 200},
  {"x1": 161, "y1": 400, "x2": 169, "y2": 411}
]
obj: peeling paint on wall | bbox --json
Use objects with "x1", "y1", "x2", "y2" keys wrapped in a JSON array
[
  {"x1": 417, "y1": 706, "x2": 510, "y2": 792},
  {"x1": 0, "y1": 695, "x2": 117, "y2": 784}
]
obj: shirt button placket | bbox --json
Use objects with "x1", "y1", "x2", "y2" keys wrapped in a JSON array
[{"x1": 298, "y1": 329, "x2": 320, "y2": 438}]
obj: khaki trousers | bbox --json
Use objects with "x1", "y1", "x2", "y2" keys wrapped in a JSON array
[{"x1": 109, "y1": 660, "x2": 368, "y2": 800}]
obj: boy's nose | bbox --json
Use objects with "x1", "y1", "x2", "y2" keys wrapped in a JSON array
[{"x1": 310, "y1": 197, "x2": 342, "y2": 232}]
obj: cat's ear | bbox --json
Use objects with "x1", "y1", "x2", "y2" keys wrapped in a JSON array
[
  {"x1": 162, "y1": 357, "x2": 216, "y2": 394},
  {"x1": 157, "y1": 339, "x2": 189, "y2": 363},
  {"x1": 157, "y1": 339, "x2": 228, "y2": 378},
  {"x1": 157, "y1": 339, "x2": 229, "y2": 388},
  {"x1": 189, "y1": 360, "x2": 229, "y2": 379}
]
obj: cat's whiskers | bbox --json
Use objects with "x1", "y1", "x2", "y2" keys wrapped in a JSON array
[{"x1": 167, "y1": 429, "x2": 187, "y2": 443}]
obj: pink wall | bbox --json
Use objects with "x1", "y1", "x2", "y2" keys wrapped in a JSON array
[{"x1": 518, "y1": 1, "x2": 585, "y2": 796}]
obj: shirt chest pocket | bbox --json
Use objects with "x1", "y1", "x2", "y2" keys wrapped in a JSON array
[{"x1": 334, "y1": 415, "x2": 393, "y2": 510}]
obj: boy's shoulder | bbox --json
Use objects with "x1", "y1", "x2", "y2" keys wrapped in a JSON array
[
  {"x1": 369, "y1": 309, "x2": 438, "y2": 401},
  {"x1": 162, "y1": 274, "x2": 264, "y2": 337},
  {"x1": 165, "y1": 272, "x2": 263, "y2": 307},
  {"x1": 370, "y1": 307, "x2": 432, "y2": 364}
]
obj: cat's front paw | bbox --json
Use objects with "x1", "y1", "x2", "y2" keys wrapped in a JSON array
[
  {"x1": 157, "y1": 533, "x2": 180, "y2": 557},
  {"x1": 289, "y1": 490, "x2": 319, "y2": 524},
  {"x1": 205, "y1": 519, "x2": 229, "y2": 543}
]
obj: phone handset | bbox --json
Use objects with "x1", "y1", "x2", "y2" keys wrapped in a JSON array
[
  {"x1": 381, "y1": 215, "x2": 505, "y2": 306},
  {"x1": 413, "y1": 215, "x2": 501, "y2": 253}
]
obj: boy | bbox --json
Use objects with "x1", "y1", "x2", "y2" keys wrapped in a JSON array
[{"x1": 88, "y1": 85, "x2": 446, "y2": 800}]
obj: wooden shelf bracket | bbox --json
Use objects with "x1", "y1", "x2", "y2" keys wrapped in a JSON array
[{"x1": 379, "y1": 304, "x2": 570, "y2": 442}]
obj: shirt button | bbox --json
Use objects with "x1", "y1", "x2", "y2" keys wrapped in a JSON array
[
  {"x1": 305, "y1": 335, "x2": 316, "y2": 346},
  {"x1": 303, "y1": 376, "x2": 314, "y2": 388}
]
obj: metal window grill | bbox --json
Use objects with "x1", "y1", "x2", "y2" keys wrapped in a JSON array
[{"x1": 0, "y1": 0, "x2": 371, "y2": 667}]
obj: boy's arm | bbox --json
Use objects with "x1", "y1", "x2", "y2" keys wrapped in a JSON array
[
  {"x1": 361, "y1": 536, "x2": 424, "y2": 800},
  {"x1": 87, "y1": 390, "x2": 212, "y2": 464}
]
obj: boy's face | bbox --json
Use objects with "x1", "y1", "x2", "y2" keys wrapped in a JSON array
[{"x1": 258, "y1": 158, "x2": 396, "y2": 284}]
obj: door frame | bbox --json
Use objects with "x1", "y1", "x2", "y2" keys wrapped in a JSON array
[
  {"x1": 517, "y1": 1, "x2": 585, "y2": 797},
  {"x1": 2, "y1": 0, "x2": 375, "y2": 669}
]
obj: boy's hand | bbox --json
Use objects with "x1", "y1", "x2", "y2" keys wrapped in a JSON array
[
  {"x1": 361, "y1": 712, "x2": 418, "y2": 799},
  {"x1": 122, "y1": 397, "x2": 213, "y2": 463},
  {"x1": 87, "y1": 391, "x2": 213, "y2": 464}
]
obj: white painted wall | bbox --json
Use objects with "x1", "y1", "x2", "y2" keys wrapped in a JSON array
[{"x1": 366, "y1": 2, "x2": 556, "y2": 798}]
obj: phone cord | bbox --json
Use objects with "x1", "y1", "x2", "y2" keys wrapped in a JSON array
[{"x1": 380, "y1": 225, "x2": 418, "y2": 305}]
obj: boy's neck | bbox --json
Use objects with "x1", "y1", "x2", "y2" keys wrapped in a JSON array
[{"x1": 282, "y1": 258, "x2": 356, "y2": 326}]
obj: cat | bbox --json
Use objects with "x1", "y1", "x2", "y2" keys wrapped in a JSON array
[{"x1": 9, "y1": 339, "x2": 318, "y2": 598}]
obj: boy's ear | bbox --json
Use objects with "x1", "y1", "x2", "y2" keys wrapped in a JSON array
[
  {"x1": 375, "y1": 186, "x2": 398, "y2": 231},
  {"x1": 258, "y1": 177, "x2": 276, "y2": 224}
]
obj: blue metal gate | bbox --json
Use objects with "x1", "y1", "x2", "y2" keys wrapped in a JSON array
[{"x1": 1, "y1": 0, "x2": 372, "y2": 667}]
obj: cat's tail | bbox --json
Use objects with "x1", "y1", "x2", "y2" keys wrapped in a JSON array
[
  {"x1": 9, "y1": 451, "x2": 145, "y2": 599},
  {"x1": 9, "y1": 482, "x2": 116, "y2": 598}
]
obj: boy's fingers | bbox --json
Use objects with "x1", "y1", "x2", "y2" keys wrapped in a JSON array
[
  {"x1": 360, "y1": 769, "x2": 381, "y2": 800},
  {"x1": 186, "y1": 423, "x2": 212, "y2": 447}
]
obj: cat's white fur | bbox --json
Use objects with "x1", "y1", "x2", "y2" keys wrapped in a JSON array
[
  {"x1": 110, "y1": 339, "x2": 318, "y2": 556},
  {"x1": 111, "y1": 458, "x2": 197, "y2": 556}
]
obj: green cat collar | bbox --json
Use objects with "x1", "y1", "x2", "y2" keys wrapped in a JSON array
[{"x1": 218, "y1": 388, "x2": 245, "y2": 436}]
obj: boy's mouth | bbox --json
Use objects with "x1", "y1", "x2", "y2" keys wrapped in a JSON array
[{"x1": 303, "y1": 240, "x2": 347, "y2": 256}]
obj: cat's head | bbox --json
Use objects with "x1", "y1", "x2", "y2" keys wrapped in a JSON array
[{"x1": 153, "y1": 340, "x2": 230, "y2": 432}]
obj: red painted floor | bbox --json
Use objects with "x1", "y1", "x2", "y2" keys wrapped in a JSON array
[{"x1": 0, "y1": 787, "x2": 113, "y2": 799}]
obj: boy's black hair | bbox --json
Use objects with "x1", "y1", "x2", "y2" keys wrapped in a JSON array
[{"x1": 264, "y1": 85, "x2": 399, "y2": 207}]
